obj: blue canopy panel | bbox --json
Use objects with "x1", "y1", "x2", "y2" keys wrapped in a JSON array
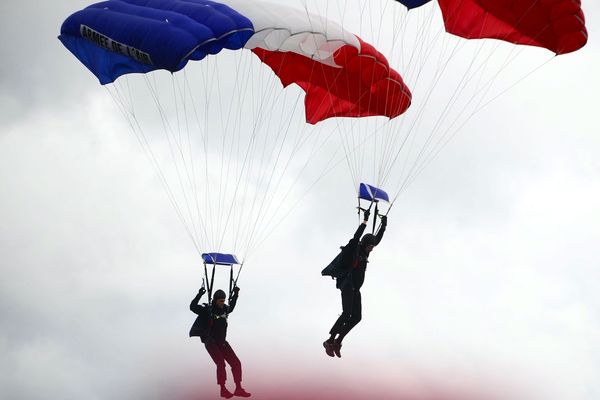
[
  {"x1": 359, "y1": 183, "x2": 390, "y2": 203},
  {"x1": 58, "y1": 0, "x2": 255, "y2": 84},
  {"x1": 202, "y1": 253, "x2": 241, "y2": 266},
  {"x1": 394, "y1": 0, "x2": 432, "y2": 10}
]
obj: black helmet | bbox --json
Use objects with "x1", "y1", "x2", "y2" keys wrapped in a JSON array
[
  {"x1": 360, "y1": 233, "x2": 377, "y2": 246},
  {"x1": 213, "y1": 289, "x2": 226, "y2": 301}
]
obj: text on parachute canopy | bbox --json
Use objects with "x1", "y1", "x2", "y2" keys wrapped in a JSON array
[{"x1": 80, "y1": 25, "x2": 153, "y2": 65}]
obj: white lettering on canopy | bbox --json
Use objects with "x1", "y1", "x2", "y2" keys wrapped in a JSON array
[{"x1": 80, "y1": 24, "x2": 153, "y2": 65}]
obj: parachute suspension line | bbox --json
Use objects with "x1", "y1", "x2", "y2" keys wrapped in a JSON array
[
  {"x1": 378, "y1": 5, "x2": 447, "y2": 191},
  {"x1": 105, "y1": 83, "x2": 203, "y2": 256},
  {"x1": 324, "y1": 2, "x2": 437, "y2": 193},
  {"x1": 302, "y1": 1, "x2": 366, "y2": 190},
  {"x1": 373, "y1": 3, "x2": 405, "y2": 183},
  {"x1": 211, "y1": 53, "x2": 287, "y2": 257},
  {"x1": 393, "y1": 37, "x2": 491, "y2": 196},
  {"x1": 173, "y1": 71, "x2": 214, "y2": 250},
  {"x1": 234, "y1": 53, "x2": 292, "y2": 257},
  {"x1": 376, "y1": 4, "x2": 456, "y2": 187},
  {"x1": 209, "y1": 51, "x2": 257, "y2": 254},
  {"x1": 174, "y1": 72, "x2": 197, "y2": 231},
  {"x1": 399, "y1": 42, "x2": 514, "y2": 193},
  {"x1": 229, "y1": 52, "x2": 275, "y2": 256},
  {"x1": 229, "y1": 51, "x2": 259, "y2": 254},
  {"x1": 359, "y1": 0, "x2": 382, "y2": 190},
  {"x1": 399, "y1": 0, "x2": 562, "y2": 193},
  {"x1": 178, "y1": 70, "x2": 210, "y2": 249},
  {"x1": 202, "y1": 56, "x2": 224, "y2": 250},
  {"x1": 379, "y1": 36, "x2": 467, "y2": 199},
  {"x1": 231, "y1": 262, "x2": 244, "y2": 299},
  {"x1": 215, "y1": 50, "x2": 254, "y2": 254},
  {"x1": 245, "y1": 119, "x2": 345, "y2": 261},
  {"x1": 241, "y1": 92, "x2": 304, "y2": 258},
  {"x1": 309, "y1": 5, "x2": 366, "y2": 191},
  {"x1": 170, "y1": 73, "x2": 206, "y2": 247},
  {"x1": 387, "y1": 4, "x2": 500, "y2": 195},
  {"x1": 394, "y1": 18, "x2": 557, "y2": 202},
  {"x1": 143, "y1": 74, "x2": 206, "y2": 248},
  {"x1": 400, "y1": 56, "x2": 555, "y2": 199},
  {"x1": 247, "y1": 122, "x2": 365, "y2": 260},
  {"x1": 377, "y1": 1, "x2": 417, "y2": 188},
  {"x1": 217, "y1": 52, "x2": 256, "y2": 251},
  {"x1": 305, "y1": 0, "x2": 393, "y2": 197},
  {"x1": 370, "y1": 8, "x2": 398, "y2": 188},
  {"x1": 237, "y1": 25, "x2": 358, "y2": 258},
  {"x1": 474, "y1": 56, "x2": 554, "y2": 116},
  {"x1": 202, "y1": 58, "x2": 217, "y2": 248},
  {"x1": 332, "y1": 1, "x2": 388, "y2": 173},
  {"x1": 235, "y1": 70, "x2": 289, "y2": 256},
  {"x1": 240, "y1": 50, "x2": 347, "y2": 258},
  {"x1": 108, "y1": 81, "x2": 205, "y2": 253},
  {"x1": 182, "y1": 67, "x2": 220, "y2": 251}
]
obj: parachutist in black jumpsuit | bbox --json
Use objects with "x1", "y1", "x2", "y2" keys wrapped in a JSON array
[
  {"x1": 324, "y1": 210, "x2": 387, "y2": 357},
  {"x1": 190, "y1": 287, "x2": 250, "y2": 398}
]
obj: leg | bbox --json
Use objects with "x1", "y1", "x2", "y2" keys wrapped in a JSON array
[
  {"x1": 221, "y1": 342, "x2": 242, "y2": 384},
  {"x1": 205, "y1": 341, "x2": 227, "y2": 385},
  {"x1": 222, "y1": 342, "x2": 251, "y2": 397},
  {"x1": 325, "y1": 287, "x2": 357, "y2": 357},
  {"x1": 329, "y1": 287, "x2": 356, "y2": 337},
  {"x1": 335, "y1": 290, "x2": 362, "y2": 343}
]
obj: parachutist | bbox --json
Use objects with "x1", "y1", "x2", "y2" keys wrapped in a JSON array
[
  {"x1": 322, "y1": 209, "x2": 387, "y2": 358},
  {"x1": 190, "y1": 287, "x2": 251, "y2": 398}
]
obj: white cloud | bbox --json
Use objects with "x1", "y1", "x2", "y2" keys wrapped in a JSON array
[{"x1": 1, "y1": 1, "x2": 599, "y2": 399}]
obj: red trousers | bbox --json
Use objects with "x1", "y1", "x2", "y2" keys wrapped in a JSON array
[{"x1": 204, "y1": 340, "x2": 242, "y2": 385}]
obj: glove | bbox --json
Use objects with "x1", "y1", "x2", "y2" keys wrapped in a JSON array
[
  {"x1": 363, "y1": 208, "x2": 370, "y2": 221},
  {"x1": 233, "y1": 286, "x2": 240, "y2": 294},
  {"x1": 380, "y1": 215, "x2": 387, "y2": 226},
  {"x1": 199, "y1": 287, "x2": 206, "y2": 296}
]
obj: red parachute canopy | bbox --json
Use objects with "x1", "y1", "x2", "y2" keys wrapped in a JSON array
[
  {"x1": 437, "y1": 0, "x2": 588, "y2": 54},
  {"x1": 253, "y1": 37, "x2": 412, "y2": 124}
]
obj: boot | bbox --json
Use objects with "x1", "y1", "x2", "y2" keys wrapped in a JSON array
[
  {"x1": 332, "y1": 341, "x2": 342, "y2": 358},
  {"x1": 323, "y1": 340, "x2": 335, "y2": 357},
  {"x1": 220, "y1": 385, "x2": 234, "y2": 399},
  {"x1": 234, "y1": 385, "x2": 251, "y2": 397}
]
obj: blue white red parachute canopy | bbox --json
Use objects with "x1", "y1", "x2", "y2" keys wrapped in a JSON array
[{"x1": 59, "y1": 0, "x2": 412, "y2": 124}]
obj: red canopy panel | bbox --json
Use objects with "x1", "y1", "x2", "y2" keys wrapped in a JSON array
[
  {"x1": 253, "y1": 37, "x2": 412, "y2": 125},
  {"x1": 438, "y1": 0, "x2": 588, "y2": 55}
]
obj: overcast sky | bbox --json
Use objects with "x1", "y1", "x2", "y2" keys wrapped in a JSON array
[{"x1": 1, "y1": 1, "x2": 600, "y2": 400}]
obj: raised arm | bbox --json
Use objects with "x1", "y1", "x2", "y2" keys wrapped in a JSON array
[
  {"x1": 347, "y1": 208, "x2": 370, "y2": 246},
  {"x1": 340, "y1": 210, "x2": 370, "y2": 266},
  {"x1": 227, "y1": 287, "x2": 240, "y2": 314},
  {"x1": 374, "y1": 215, "x2": 387, "y2": 245},
  {"x1": 190, "y1": 287, "x2": 206, "y2": 315}
]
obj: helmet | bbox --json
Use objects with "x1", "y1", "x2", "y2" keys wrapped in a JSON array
[
  {"x1": 213, "y1": 289, "x2": 226, "y2": 301},
  {"x1": 360, "y1": 233, "x2": 377, "y2": 246}
]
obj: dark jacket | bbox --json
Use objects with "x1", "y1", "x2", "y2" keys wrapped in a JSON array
[
  {"x1": 337, "y1": 220, "x2": 386, "y2": 290},
  {"x1": 189, "y1": 291, "x2": 238, "y2": 344}
]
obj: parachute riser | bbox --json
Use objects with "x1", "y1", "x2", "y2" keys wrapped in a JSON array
[
  {"x1": 356, "y1": 199, "x2": 380, "y2": 234},
  {"x1": 372, "y1": 202, "x2": 379, "y2": 234},
  {"x1": 230, "y1": 262, "x2": 244, "y2": 300},
  {"x1": 202, "y1": 261, "x2": 243, "y2": 303},
  {"x1": 203, "y1": 262, "x2": 218, "y2": 303},
  {"x1": 356, "y1": 199, "x2": 375, "y2": 222}
]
